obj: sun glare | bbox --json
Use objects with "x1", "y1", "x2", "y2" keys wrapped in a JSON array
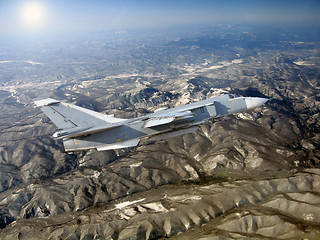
[{"x1": 20, "y1": 2, "x2": 46, "y2": 31}]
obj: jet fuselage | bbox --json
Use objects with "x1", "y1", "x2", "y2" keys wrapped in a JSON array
[{"x1": 34, "y1": 94, "x2": 268, "y2": 152}]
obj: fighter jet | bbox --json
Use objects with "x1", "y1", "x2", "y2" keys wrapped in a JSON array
[{"x1": 34, "y1": 94, "x2": 268, "y2": 152}]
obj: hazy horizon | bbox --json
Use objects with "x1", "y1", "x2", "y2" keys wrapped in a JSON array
[{"x1": 0, "y1": 0, "x2": 319, "y2": 41}]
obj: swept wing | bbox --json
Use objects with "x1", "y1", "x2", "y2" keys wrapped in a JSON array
[
  {"x1": 143, "y1": 110, "x2": 195, "y2": 128},
  {"x1": 34, "y1": 98, "x2": 125, "y2": 139}
]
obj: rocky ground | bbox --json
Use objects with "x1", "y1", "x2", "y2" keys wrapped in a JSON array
[
  {"x1": 1, "y1": 169, "x2": 320, "y2": 240},
  {"x1": 0, "y1": 24, "x2": 319, "y2": 239}
]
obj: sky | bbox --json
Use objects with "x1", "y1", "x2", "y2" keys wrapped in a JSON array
[{"x1": 0, "y1": 0, "x2": 319, "y2": 38}]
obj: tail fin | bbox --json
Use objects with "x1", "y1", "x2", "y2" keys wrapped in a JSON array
[{"x1": 34, "y1": 98, "x2": 125, "y2": 130}]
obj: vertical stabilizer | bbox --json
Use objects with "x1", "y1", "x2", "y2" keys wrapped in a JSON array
[{"x1": 34, "y1": 98, "x2": 125, "y2": 130}]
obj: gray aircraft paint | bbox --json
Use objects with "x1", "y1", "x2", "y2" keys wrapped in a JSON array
[{"x1": 34, "y1": 94, "x2": 268, "y2": 152}]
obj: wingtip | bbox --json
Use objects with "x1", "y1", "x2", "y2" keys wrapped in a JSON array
[{"x1": 33, "y1": 98, "x2": 60, "y2": 107}]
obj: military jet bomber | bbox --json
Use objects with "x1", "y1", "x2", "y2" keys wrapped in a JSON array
[{"x1": 34, "y1": 94, "x2": 268, "y2": 152}]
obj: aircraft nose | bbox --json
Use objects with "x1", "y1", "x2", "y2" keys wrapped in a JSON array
[{"x1": 245, "y1": 97, "x2": 269, "y2": 109}]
